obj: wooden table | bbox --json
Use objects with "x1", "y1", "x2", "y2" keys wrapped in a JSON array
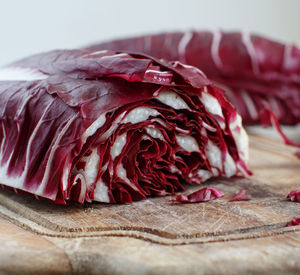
[{"x1": 0, "y1": 135, "x2": 299, "y2": 274}]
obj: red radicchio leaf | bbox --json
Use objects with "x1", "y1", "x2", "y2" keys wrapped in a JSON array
[
  {"x1": 229, "y1": 189, "x2": 251, "y2": 202},
  {"x1": 287, "y1": 218, "x2": 300, "y2": 227},
  {"x1": 261, "y1": 105, "x2": 300, "y2": 148},
  {"x1": 169, "y1": 187, "x2": 224, "y2": 203},
  {"x1": 287, "y1": 190, "x2": 300, "y2": 202}
]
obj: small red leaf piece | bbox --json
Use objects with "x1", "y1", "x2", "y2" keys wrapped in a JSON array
[
  {"x1": 287, "y1": 190, "x2": 300, "y2": 202},
  {"x1": 170, "y1": 187, "x2": 224, "y2": 203},
  {"x1": 295, "y1": 152, "x2": 300, "y2": 159},
  {"x1": 287, "y1": 218, "x2": 300, "y2": 227},
  {"x1": 229, "y1": 189, "x2": 251, "y2": 202}
]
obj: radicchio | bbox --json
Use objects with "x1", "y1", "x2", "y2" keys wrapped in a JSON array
[
  {"x1": 169, "y1": 187, "x2": 224, "y2": 203},
  {"x1": 229, "y1": 189, "x2": 251, "y2": 202},
  {"x1": 86, "y1": 31, "x2": 300, "y2": 147},
  {"x1": 287, "y1": 218, "x2": 300, "y2": 227},
  {"x1": 287, "y1": 190, "x2": 300, "y2": 202},
  {"x1": 0, "y1": 50, "x2": 249, "y2": 203}
]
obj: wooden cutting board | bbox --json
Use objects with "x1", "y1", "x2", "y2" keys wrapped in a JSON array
[{"x1": 0, "y1": 135, "x2": 299, "y2": 275}]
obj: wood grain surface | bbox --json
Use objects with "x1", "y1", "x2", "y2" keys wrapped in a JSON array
[{"x1": 0, "y1": 135, "x2": 299, "y2": 274}]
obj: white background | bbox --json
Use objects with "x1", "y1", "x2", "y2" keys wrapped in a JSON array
[{"x1": 1, "y1": 0, "x2": 300, "y2": 66}]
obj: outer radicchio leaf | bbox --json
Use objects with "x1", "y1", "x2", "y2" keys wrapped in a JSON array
[
  {"x1": 287, "y1": 218, "x2": 300, "y2": 227},
  {"x1": 229, "y1": 189, "x2": 251, "y2": 202},
  {"x1": 287, "y1": 190, "x2": 300, "y2": 202},
  {"x1": 170, "y1": 187, "x2": 224, "y2": 203}
]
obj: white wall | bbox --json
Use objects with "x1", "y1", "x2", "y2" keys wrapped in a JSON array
[{"x1": 1, "y1": 0, "x2": 300, "y2": 66}]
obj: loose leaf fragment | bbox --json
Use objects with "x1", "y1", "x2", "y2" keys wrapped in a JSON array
[
  {"x1": 287, "y1": 190, "x2": 300, "y2": 202},
  {"x1": 170, "y1": 187, "x2": 224, "y2": 203},
  {"x1": 229, "y1": 189, "x2": 251, "y2": 202},
  {"x1": 287, "y1": 218, "x2": 300, "y2": 227}
]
